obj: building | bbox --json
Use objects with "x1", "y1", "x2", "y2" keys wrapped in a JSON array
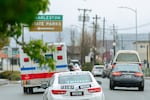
[
  {"x1": 134, "y1": 41, "x2": 150, "y2": 63},
  {"x1": 0, "y1": 47, "x2": 20, "y2": 71}
]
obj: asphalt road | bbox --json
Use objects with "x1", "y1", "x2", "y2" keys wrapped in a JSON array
[
  {"x1": 0, "y1": 77, "x2": 150, "y2": 100},
  {"x1": 95, "y1": 77, "x2": 150, "y2": 100}
]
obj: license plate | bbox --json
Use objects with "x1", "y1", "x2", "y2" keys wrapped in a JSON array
[
  {"x1": 70, "y1": 91, "x2": 83, "y2": 96},
  {"x1": 124, "y1": 75, "x2": 132, "y2": 78}
]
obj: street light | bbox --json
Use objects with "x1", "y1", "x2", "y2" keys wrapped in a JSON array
[
  {"x1": 118, "y1": 6, "x2": 138, "y2": 50},
  {"x1": 113, "y1": 42, "x2": 116, "y2": 56}
]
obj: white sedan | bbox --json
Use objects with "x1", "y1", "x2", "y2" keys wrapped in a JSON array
[{"x1": 43, "y1": 71, "x2": 105, "y2": 100}]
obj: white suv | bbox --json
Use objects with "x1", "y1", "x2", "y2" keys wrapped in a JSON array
[{"x1": 112, "y1": 50, "x2": 142, "y2": 68}]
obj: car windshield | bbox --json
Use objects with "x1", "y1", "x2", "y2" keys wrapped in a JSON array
[
  {"x1": 94, "y1": 66, "x2": 103, "y2": 69},
  {"x1": 116, "y1": 53, "x2": 139, "y2": 62},
  {"x1": 113, "y1": 64, "x2": 141, "y2": 72},
  {"x1": 71, "y1": 62, "x2": 80, "y2": 66},
  {"x1": 58, "y1": 74, "x2": 92, "y2": 84}
]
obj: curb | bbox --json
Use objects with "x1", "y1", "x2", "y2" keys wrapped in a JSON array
[
  {"x1": 144, "y1": 77, "x2": 150, "y2": 79},
  {"x1": 0, "y1": 79, "x2": 21, "y2": 86},
  {"x1": 9, "y1": 80, "x2": 21, "y2": 84}
]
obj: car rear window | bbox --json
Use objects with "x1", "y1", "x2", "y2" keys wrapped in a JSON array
[
  {"x1": 116, "y1": 53, "x2": 139, "y2": 62},
  {"x1": 113, "y1": 64, "x2": 141, "y2": 72},
  {"x1": 58, "y1": 74, "x2": 92, "y2": 84},
  {"x1": 94, "y1": 67, "x2": 103, "y2": 69}
]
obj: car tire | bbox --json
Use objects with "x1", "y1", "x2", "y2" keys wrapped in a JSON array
[
  {"x1": 109, "y1": 80, "x2": 115, "y2": 90},
  {"x1": 138, "y1": 81, "x2": 144, "y2": 91},
  {"x1": 23, "y1": 87, "x2": 27, "y2": 94},
  {"x1": 25, "y1": 87, "x2": 33, "y2": 94},
  {"x1": 138, "y1": 86, "x2": 144, "y2": 91},
  {"x1": 29, "y1": 87, "x2": 33, "y2": 94}
]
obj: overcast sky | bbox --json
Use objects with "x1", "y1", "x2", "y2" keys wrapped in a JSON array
[
  {"x1": 49, "y1": 0, "x2": 150, "y2": 33},
  {"x1": 11, "y1": 0, "x2": 150, "y2": 46}
]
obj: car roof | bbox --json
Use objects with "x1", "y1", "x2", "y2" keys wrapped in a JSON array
[
  {"x1": 115, "y1": 63, "x2": 139, "y2": 66},
  {"x1": 94, "y1": 65, "x2": 104, "y2": 67},
  {"x1": 70, "y1": 59, "x2": 80, "y2": 62},
  {"x1": 116, "y1": 50, "x2": 139, "y2": 54}
]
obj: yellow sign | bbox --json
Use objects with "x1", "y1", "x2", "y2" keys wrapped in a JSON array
[{"x1": 30, "y1": 21, "x2": 62, "y2": 32}]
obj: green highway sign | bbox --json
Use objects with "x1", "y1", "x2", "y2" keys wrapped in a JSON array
[
  {"x1": 30, "y1": 15, "x2": 63, "y2": 32},
  {"x1": 35, "y1": 15, "x2": 63, "y2": 20}
]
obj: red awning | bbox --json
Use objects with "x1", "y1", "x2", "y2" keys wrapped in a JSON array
[{"x1": 0, "y1": 51, "x2": 8, "y2": 58}]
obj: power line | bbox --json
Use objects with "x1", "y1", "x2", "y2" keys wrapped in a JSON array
[{"x1": 103, "y1": 22, "x2": 150, "y2": 31}]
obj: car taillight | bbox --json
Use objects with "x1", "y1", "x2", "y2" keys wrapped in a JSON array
[
  {"x1": 51, "y1": 90, "x2": 66, "y2": 95},
  {"x1": 88, "y1": 87, "x2": 101, "y2": 93},
  {"x1": 112, "y1": 64, "x2": 116, "y2": 69},
  {"x1": 134, "y1": 72, "x2": 143, "y2": 77},
  {"x1": 112, "y1": 72, "x2": 122, "y2": 76}
]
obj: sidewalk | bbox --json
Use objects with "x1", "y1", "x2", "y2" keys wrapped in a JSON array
[
  {"x1": 0, "y1": 79, "x2": 9, "y2": 86},
  {"x1": 0, "y1": 79, "x2": 21, "y2": 86}
]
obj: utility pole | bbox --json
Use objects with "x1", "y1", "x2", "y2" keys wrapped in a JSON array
[
  {"x1": 93, "y1": 14, "x2": 100, "y2": 64},
  {"x1": 70, "y1": 28, "x2": 75, "y2": 58},
  {"x1": 148, "y1": 33, "x2": 150, "y2": 68},
  {"x1": 103, "y1": 17, "x2": 105, "y2": 47},
  {"x1": 113, "y1": 24, "x2": 116, "y2": 56},
  {"x1": 102, "y1": 17, "x2": 105, "y2": 62},
  {"x1": 78, "y1": 8, "x2": 91, "y2": 65}
]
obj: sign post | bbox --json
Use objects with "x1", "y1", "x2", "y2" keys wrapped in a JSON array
[{"x1": 29, "y1": 15, "x2": 63, "y2": 32}]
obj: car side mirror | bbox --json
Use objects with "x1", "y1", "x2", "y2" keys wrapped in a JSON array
[
  {"x1": 97, "y1": 80, "x2": 102, "y2": 85},
  {"x1": 41, "y1": 81, "x2": 49, "y2": 89}
]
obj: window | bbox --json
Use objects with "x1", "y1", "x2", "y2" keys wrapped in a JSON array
[
  {"x1": 116, "y1": 53, "x2": 139, "y2": 62},
  {"x1": 58, "y1": 74, "x2": 92, "y2": 84},
  {"x1": 113, "y1": 64, "x2": 141, "y2": 72}
]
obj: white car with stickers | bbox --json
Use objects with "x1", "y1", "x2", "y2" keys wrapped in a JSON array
[{"x1": 43, "y1": 71, "x2": 105, "y2": 100}]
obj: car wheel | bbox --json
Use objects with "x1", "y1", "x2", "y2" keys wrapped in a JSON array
[
  {"x1": 138, "y1": 81, "x2": 144, "y2": 91},
  {"x1": 23, "y1": 87, "x2": 27, "y2": 94},
  {"x1": 138, "y1": 86, "x2": 144, "y2": 91},
  {"x1": 26, "y1": 87, "x2": 33, "y2": 94},
  {"x1": 109, "y1": 80, "x2": 115, "y2": 90},
  {"x1": 29, "y1": 87, "x2": 33, "y2": 94},
  {"x1": 102, "y1": 72, "x2": 106, "y2": 78}
]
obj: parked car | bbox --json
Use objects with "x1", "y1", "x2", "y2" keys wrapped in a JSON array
[
  {"x1": 109, "y1": 63, "x2": 144, "y2": 91},
  {"x1": 102, "y1": 63, "x2": 112, "y2": 78},
  {"x1": 68, "y1": 63, "x2": 81, "y2": 71},
  {"x1": 92, "y1": 65, "x2": 104, "y2": 76},
  {"x1": 43, "y1": 71, "x2": 105, "y2": 100},
  {"x1": 69, "y1": 59, "x2": 81, "y2": 67}
]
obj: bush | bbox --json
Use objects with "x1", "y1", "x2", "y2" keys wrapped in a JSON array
[
  {"x1": 82, "y1": 63, "x2": 93, "y2": 72},
  {"x1": 0, "y1": 71, "x2": 21, "y2": 81},
  {"x1": 143, "y1": 68, "x2": 150, "y2": 77}
]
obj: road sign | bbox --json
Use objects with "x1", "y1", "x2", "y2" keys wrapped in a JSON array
[{"x1": 29, "y1": 15, "x2": 63, "y2": 32}]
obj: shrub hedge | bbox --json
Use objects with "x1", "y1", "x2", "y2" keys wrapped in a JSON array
[{"x1": 0, "y1": 71, "x2": 21, "y2": 81}]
